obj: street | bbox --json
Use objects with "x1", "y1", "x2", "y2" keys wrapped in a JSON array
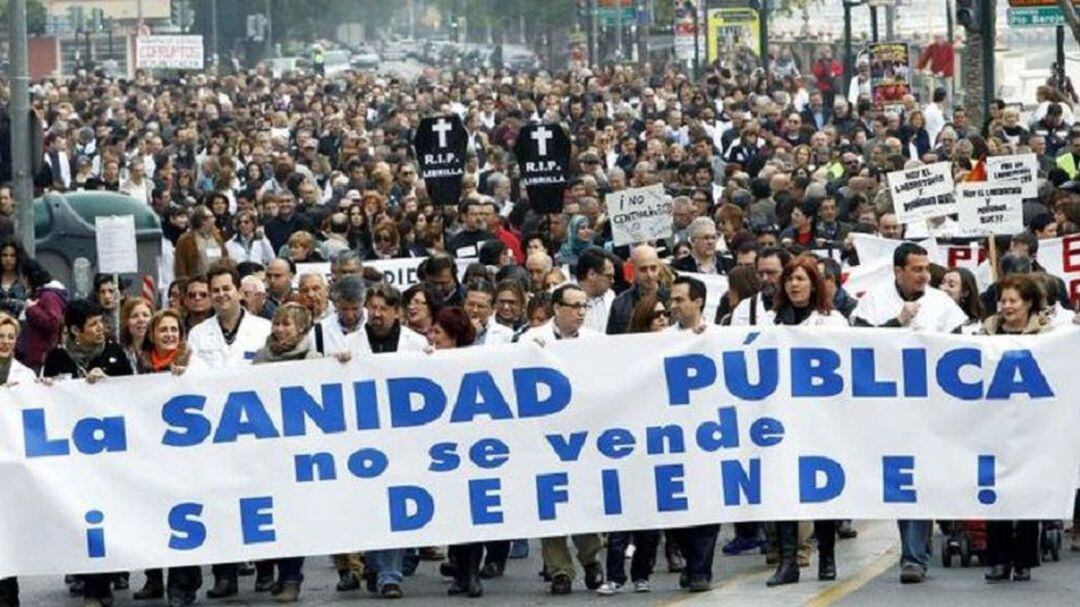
[{"x1": 16, "y1": 521, "x2": 1080, "y2": 606}]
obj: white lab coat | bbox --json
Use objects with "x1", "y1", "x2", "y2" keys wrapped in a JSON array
[
  {"x1": 476, "y1": 317, "x2": 514, "y2": 346},
  {"x1": 729, "y1": 294, "x2": 774, "y2": 326},
  {"x1": 312, "y1": 312, "x2": 365, "y2": 356},
  {"x1": 851, "y1": 283, "x2": 968, "y2": 333},
  {"x1": 187, "y1": 311, "x2": 272, "y2": 370},
  {"x1": 6, "y1": 359, "x2": 37, "y2": 385},
  {"x1": 517, "y1": 321, "x2": 601, "y2": 344},
  {"x1": 345, "y1": 324, "x2": 429, "y2": 356},
  {"x1": 582, "y1": 289, "x2": 615, "y2": 335}
]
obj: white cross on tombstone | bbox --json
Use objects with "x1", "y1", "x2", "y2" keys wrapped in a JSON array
[
  {"x1": 531, "y1": 126, "x2": 554, "y2": 156},
  {"x1": 433, "y1": 118, "x2": 453, "y2": 148}
]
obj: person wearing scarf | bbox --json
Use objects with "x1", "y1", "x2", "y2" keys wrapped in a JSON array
[
  {"x1": 132, "y1": 309, "x2": 198, "y2": 603},
  {"x1": 556, "y1": 215, "x2": 595, "y2": 268},
  {"x1": 40, "y1": 298, "x2": 132, "y2": 607},
  {"x1": 249, "y1": 303, "x2": 319, "y2": 603}
]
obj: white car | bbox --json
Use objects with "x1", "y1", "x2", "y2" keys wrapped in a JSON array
[{"x1": 351, "y1": 45, "x2": 381, "y2": 69}]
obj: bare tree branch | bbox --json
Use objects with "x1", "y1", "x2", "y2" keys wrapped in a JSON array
[{"x1": 1059, "y1": 0, "x2": 1080, "y2": 46}]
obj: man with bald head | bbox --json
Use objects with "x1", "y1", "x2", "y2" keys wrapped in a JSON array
[{"x1": 606, "y1": 245, "x2": 668, "y2": 334}]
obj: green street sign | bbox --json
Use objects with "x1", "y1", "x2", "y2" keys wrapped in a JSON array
[
  {"x1": 1007, "y1": 6, "x2": 1065, "y2": 27},
  {"x1": 597, "y1": 7, "x2": 636, "y2": 26}
]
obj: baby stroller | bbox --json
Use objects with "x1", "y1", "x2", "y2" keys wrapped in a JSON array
[
  {"x1": 1041, "y1": 520, "x2": 1064, "y2": 562},
  {"x1": 941, "y1": 520, "x2": 988, "y2": 567}
]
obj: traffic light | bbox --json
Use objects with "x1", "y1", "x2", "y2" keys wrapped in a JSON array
[{"x1": 956, "y1": 0, "x2": 979, "y2": 31}]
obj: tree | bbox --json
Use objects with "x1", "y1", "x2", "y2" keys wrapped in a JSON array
[
  {"x1": 961, "y1": 0, "x2": 996, "y2": 128},
  {"x1": 0, "y1": 0, "x2": 47, "y2": 35},
  {"x1": 1059, "y1": 0, "x2": 1080, "y2": 47}
]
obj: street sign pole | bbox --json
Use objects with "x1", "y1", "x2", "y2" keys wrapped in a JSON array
[{"x1": 7, "y1": 0, "x2": 34, "y2": 256}]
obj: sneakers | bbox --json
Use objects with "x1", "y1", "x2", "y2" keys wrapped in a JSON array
[
  {"x1": 722, "y1": 536, "x2": 765, "y2": 556},
  {"x1": 274, "y1": 581, "x2": 300, "y2": 603},
  {"x1": 899, "y1": 563, "x2": 926, "y2": 584},
  {"x1": 688, "y1": 576, "x2": 712, "y2": 593},
  {"x1": 632, "y1": 579, "x2": 651, "y2": 593},
  {"x1": 596, "y1": 581, "x2": 623, "y2": 596}
]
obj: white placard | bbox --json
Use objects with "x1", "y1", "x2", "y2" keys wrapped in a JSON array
[
  {"x1": 608, "y1": 184, "x2": 673, "y2": 247},
  {"x1": 95, "y1": 215, "x2": 138, "y2": 274},
  {"x1": 956, "y1": 183, "x2": 1025, "y2": 237},
  {"x1": 136, "y1": 35, "x2": 205, "y2": 70},
  {"x1": 986, "y1": 154, "x2": 1038, "y2": 199},
  {"x1": 887, "y1": 162, "x2": 957, "y2": 224}
]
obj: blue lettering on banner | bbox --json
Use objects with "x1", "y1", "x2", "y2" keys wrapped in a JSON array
[
  {"x1": 429, "y1": 442, "x2": 461, "y2": 471},
  {"x1": 451, "y1": 372, "x2": 514, "y2": 422},
  {"x1": 721, "y1": 459, "x2": 761, "y2": 505},
  {"x1": 602, "y1": 469, "x2": 622, "y2": 515},
  {"x1": 937, "y1": 348, "x2": 983, "y2": 400},
  {"x1": 513, "y1": 367, "x2": 571, "y2": 417},
  {"x1": 161, "y1": 395, "x2": 211, "y2": 447},
  {"x1": 645, "y1": 425, "x2": 686, "y2": 454},
  {"x1": 23, "y1": 409, "x2": 70, "y2": 457},
  {"x1": 23, "y1": 409, "x2": 127, "y2": 457},
  {"x1": 469, "y1": 438, "x2": 510, "y2": 469},
  {"x1": 353, "y1": 380, "x2": 380, "y2": 430},
  {"x1": 882, "y1": 456, "x2": 917, "y2": 503},
  {"x1": 597, "y1": 428, "x2": 636, "y2": 459},
  {"x1": 85, "y1": 510, "x2": 106, "y2": 558},
  {"x1": 281, "y1": 385, "x2": 345, "y2": 436},
  {"x1": 215, "y1": 392, "x2": 280, "y2": 443},
  {"x1": 347, "y1": 448, "x2": 389, "y2": 478},
  {"x1": 722, "y1": 348, "x2": 779, "y2": 400},
  {"x1": 536, "y1": 473, "x2": 569, "y2": 520},
  {"x1": 851, "y1": 348, "x2": 897, "y2": 397},
  {"x1": 388, "y1": 486, "x2": 434, "y2": 531},
  {"x1": 294, "y1": 452, "x2": 336, "y2": 482},
  {"x1": 902, "y1": 349, "x2": 929, "y2": 397},
  {"x1": 168, "y1": 503, "x2": 206, "y2": 550},
  {"x1": 695, "y1": 407, "x2": 739, "y2": 451},
  {"x1": 987, "y1": 350, "x2": 1053, "y2": 399},
  {"x1": 791, "y1": 348, "x2": 842, "y2": 397},
  {"x1": 799, "y1": 456, "x2": 846, "y2": 503},
  {"x1": 664, "y1": 354, "x2": 716, "y2": 405},
  {"x1": 655, "y1": 464, "x2": 688, "y2": 512},
  {"x1": 468, "y1": 478, "x2": 503, "y2": 525},
  {"x1": 749, "y1": 417, "x2": 784, "y2": 447},
  {"x1": 240, "y1": 496, "x2": 276, "y2": 544},
  {"x1": 545, "y1": 432, "x2": 588, "y2": 462},
  {"x1": 389, "y1": 378, "x2": 447, "y2": 428}
]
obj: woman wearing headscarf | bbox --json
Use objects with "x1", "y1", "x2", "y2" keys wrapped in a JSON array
[{"x1": 556, "y1": 215, "x2": 594, "y2": 268}]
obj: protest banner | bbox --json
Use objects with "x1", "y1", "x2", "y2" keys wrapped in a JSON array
[
  {"x1": 294, "y1": 258, "x2": 473, "y2": 289},
  {"x1": 1035, "y1": 234, "x2": 1080, "y2": 304},
  {"x1": 986, "y1": 154, "x2": 1038, "y2": 199},
  {"x1": 413, "y1": 115, "x2": 468, "y2": 206},
  {"x1": 514, "y1": 124, "x2": 571, "y2": 214},
  {"x1": 135, "y1": 36, "x2": 205, "y2": 70},
  {"x1": 868, "y1": 42, "x2": 911, "y2": 107},
  {"x1": 95, "y1": 215, "x2": 138, "y2": 274},
  {"x1": 887, "y1": 162, "x2": 957, "y2": 224},
  {"x1": 1, "y1": 327, "x2": 1077, "y2": 577},
  {"x1": 608, "y1": 184, "x2": 673, "y2": 246},
  {"x1": 956, "y1": 183, "x2": 1024, "y2": 237}
]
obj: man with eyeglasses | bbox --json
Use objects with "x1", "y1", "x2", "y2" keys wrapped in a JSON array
[
  {"x1": 673, "y1": 217, "x2": 730, "y2": 276},
  {"x1": 730, "y1": 246, "x2": 790, "y2": 327},
  {"x1": 574, "y1": 248, "x2": 616, "y2": 333},
  {"x1": 182, "y1": 275, "x2": 214, "y2": 332},
  {"x1": 517, "y1": 284, "x2": 604, "y2": 595}
]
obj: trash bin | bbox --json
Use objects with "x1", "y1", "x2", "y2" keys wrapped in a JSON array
[{"x1": 34, "y1": 191, "x2": 162, "y2": 294}]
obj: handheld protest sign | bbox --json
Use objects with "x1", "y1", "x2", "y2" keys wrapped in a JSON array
[
  {"x1": 514, "y1": 123, "x2": 571, "y2": 214},
  {"x1": 886, "y1": 161, "x2": 956, "y2": 225},
  {"x1": 985, "y1": 154, "x2": 1038, "y2": 199},
  {"x1": 413, "y1": 115, "x2": 468, "y2": 206},
  {"x1": 607, "y1": 184, "x2": 672, "y2": 246},
  {"x1": 956, "y1": 183, "x2": 1024, "y2": 238}
]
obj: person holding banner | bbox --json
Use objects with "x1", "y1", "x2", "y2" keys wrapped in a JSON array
[
  {"x1": 851, "y1": 243, "x2": 967, "y2": 584},
  {"x1": 41, "y1": 298, "x2": 133, "y2": 607},
  {"x1": 767, "y1": 256, "x2": 846, "y2": 587},
  {"x1": 0, "y1": 315, "x2": 36, "y2": 386},
  {"x1": 978, "y1": 274, "x2": 1051, "y2": 582},
  {"x1": 520, "y1": 284, "x2": 604, "y2": 595}
]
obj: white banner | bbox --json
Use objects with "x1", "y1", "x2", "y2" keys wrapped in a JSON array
[
  {"x1": 887, "y1": 162, "x2": 956, "y2": 224},
  {"x1": 294, "y1": 257, "x2": 472, "y2": 288},
  {"x1": 1035, "y1": 234, "x2": 1080, "y2": 303},
  {"x1": 956, "y1": 183, "x2": 1024, "y2": 237},
  {"x1": 1, "y1": 328, "x2": 1078, "y2": 577},
  {"x1": 608, "y1": 184, "x2": 673, "y2": 246},
  {"x1": 135, "y1": 35, "x2": 205, "y2": 70},
  {"x1": 986, "y1": 154, "x2": 1038, "y2": 199}
]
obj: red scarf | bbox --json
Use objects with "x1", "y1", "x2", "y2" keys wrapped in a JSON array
[{"x1": 149, "y1": 348, "x2": 181, "y2": 372}]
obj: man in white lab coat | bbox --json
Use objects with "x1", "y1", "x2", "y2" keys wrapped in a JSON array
[
  {"x1": 465, "y1": 280, "x2": 514, "y2": 346},
  {"x1": 312, "y1": 275, "x2": 366, "y2": 357},
  {"x1": 185, "y1": 261, "x2": 272, "y2": 598}
]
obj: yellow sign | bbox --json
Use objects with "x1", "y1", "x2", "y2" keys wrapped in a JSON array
[{"x1": 706, "y1": 8, "x2": 760, "y2": 63}]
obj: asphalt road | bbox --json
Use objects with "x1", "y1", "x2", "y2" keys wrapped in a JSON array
[{"x1": 18, "y1": 520, "x2": 1080, "y2": 606}]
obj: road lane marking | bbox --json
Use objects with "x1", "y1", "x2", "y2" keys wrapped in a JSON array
[{"x1": 802, "y1": 545, "x2": 898, "y2": 607}]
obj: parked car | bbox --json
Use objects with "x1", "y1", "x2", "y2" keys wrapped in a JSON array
[
  {"x1": 351, "y1": 44, "x2": 381, "y2": 69},
  {"x1": 502, "y1": 45, "x2": 541, "y2": 72}
]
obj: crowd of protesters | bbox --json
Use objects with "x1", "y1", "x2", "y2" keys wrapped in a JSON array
[{"x1": 1, "y1": 36, "x2": 1079, "y2": 607}]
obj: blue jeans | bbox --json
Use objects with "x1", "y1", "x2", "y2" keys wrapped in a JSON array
[
  {"x1": 365, "y1": 549, "x2": 405, "y2": 589},
  {"x1": 898, "y1": 519, "x2": 930, "y2": 569}
]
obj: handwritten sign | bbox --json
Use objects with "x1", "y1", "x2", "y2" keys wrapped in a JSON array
[
  {"x1": 95, "y1": 215, "x2": 138, "y2": 274},
  {"x1": 887, "y1": 161, "x2": 957, "y2": 224},
  {"x1": 956, "y1": 183, "x2": 1025, "y2": 236},
  {"x1": 608, "y1": 184, "x2": 673, "y2": 246},
  {"x1": 986, "y1": 154, "x2": 1038, "y2": 199}
]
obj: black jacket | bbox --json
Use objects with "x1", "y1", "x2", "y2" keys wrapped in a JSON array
[
  {"x1": 606, "y1": 284, "x2": 670, "y2": 335},
  {"x1": 671, "y1": 253, "x2": 734, "y2": 275},
  {"x1": 42, "y1": 341, "x2": 133, "y2": 379}
]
